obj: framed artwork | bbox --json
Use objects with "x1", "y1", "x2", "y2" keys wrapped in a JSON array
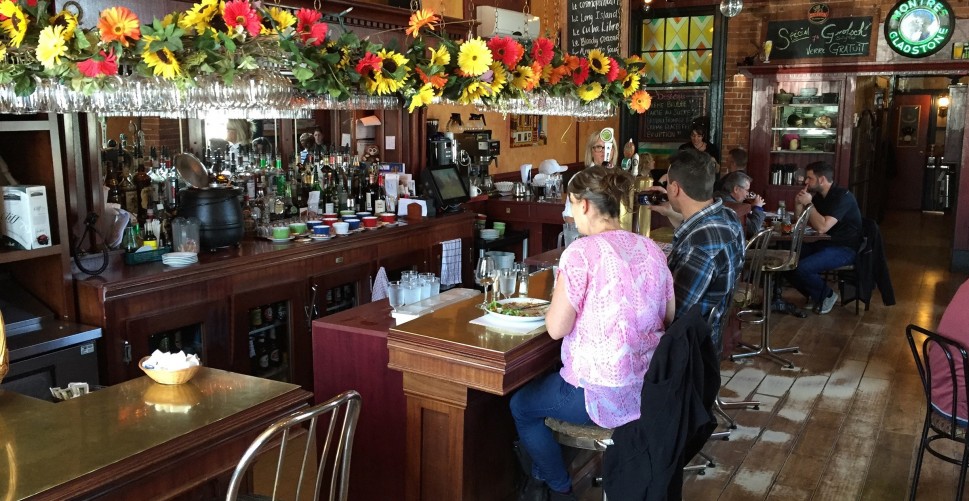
[
  {"x1": 897, "y1": 105, "x2": 921, "y2": 147},
  {"x1": 509, "y1": 115, "x2": 546, "y2": 148}
]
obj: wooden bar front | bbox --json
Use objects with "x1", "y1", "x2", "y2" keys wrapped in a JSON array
[{"x1": 387, "y1": 272, "x2": 559, "y2": 500}]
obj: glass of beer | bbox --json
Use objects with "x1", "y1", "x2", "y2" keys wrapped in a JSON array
[{"x1": 763, "y1": 40, "x2": 773, "y2": 63}]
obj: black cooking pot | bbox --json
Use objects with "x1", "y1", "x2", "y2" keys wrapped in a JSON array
[{"x1": 177, "y1": 186, "x2": 243, "y2": 250}]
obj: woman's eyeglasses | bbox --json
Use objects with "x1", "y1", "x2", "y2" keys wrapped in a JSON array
[{"x1": 592, "y1": 145, "x2": 606, "y2": 151}]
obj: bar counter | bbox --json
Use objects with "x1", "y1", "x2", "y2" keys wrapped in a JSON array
[
  {"x1": 387, "y1": 270, "x2": 560, "y2": 500},
  {"x1": 1, "y1": 368, "x2": 311, "y2": 500}
]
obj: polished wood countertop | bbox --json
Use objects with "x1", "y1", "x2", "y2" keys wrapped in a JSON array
[
  {"x1": 1, "y1": 368, "x2": 310, "y2": 500},
  {"x1": 388, "y1": 270, "x2": 558, "y2": 396}
]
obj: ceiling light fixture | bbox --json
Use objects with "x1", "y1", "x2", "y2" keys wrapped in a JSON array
[{"x1": 720, "y1": 0, "x2": 743, "y2": 18}]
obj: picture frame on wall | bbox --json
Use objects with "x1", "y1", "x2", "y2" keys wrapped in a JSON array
[{"x1": 509, "y1": 115, "x2": 546, "y2": 148}]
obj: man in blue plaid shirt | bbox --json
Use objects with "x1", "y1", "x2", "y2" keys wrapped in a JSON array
[{"x1": 650, "y1": 149, "x2": 745, "y2": 339}]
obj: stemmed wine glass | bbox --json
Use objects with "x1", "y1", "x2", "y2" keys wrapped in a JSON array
[
  {"x1": 498, "y1": 269, "x2": 517, "y2": 300},
  {"x1": 475, "y1": 256, "x2": 496, "y2": 308},
  {"x1": 387, "y1": 281, "x2": 402, "y2": 313}
]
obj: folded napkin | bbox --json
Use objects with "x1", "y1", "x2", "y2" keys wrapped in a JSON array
[
  {"x1": 469, "y1": 315, "x2": 546, "y2": 335},
  {"x1": 441, "y1": 238, "x2": 462, "y2": 286},
  {"x1": 371, "y1": 266, "x2": 389, "y2": 302}
]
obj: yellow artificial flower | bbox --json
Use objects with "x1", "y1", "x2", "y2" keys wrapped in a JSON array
[
  {"x1": 179, "y1": 0, "x2": 222, "y2": 34},
  {"x1": 459, "y1": 81, "x2": 490, "y2": 104},
  {"x1": 622, "y1": 73, "x2": 640, "y2": 98},
  {"x1": 0, "y1": 2, "x2": 28, "y2": 47},
  {"x1": 577, "y1": 82, "x2": 603, "y2": 102},
  {"x1": 429, "y1": 45, "x2": 450, "y2": 67},
  {"x1": 49, "y1": 10, "x2": 78, "y2": 41},
  {"x1": 36, "y1": 25, "x2": 67, "y2": 69},
  {"x1": 161, "y1": 12, "x2": 181, "y2": 27},
  {"x1": 262, "y1": 6, "x2": 296, "y2": 35},
  {"x1": 510, "y1": 65, "x2": 534, "y2": 91},
  {"x1": 408, "y1": 83, "x2": 435, "y2": 112},
  {"x1": 0, "y1": 42, "x2": 6, "y2": 60},
  {"x1": 368, "y1": 49, "x2": 409, "y2": 95},
  {"x1": 457, "y1": 37, "x2": 492, "y2": 77},
  {"x1": 143, "y1": 46, "x2": 181, "y2": 79},
  {"x1": 489, "y1": 62, "x2": 507, "y2": 95},
  {"x1": 588, "y1": 49, "x2": 610, "y2": 75},
  {"x1": 336, "y1": 45, "x2": 350, "y2": 70},
  {"x1": 406, "y1": 9, "x2": 438, "y2": 37}
]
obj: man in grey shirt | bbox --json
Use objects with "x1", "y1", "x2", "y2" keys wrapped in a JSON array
[{"x1": 716, "y1": 171, "x2": 765, "y2": 238}]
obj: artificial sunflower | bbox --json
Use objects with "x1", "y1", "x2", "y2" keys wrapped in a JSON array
[
  {"x1": 405, "y1": 9, "x2": 438, "y2": 38},
  {"x1": 510, "y1": 65, "x2": 534, "y2": 91},
  {"x1": 0, "y1": 1, "x2": 28, "y2": 47},
  {"x1": 223, "y1": 0, "x2": 261, "y2": 38},
  {"x1": 98, "y1": 6, "x2": 141, "y2": 47},
  {"x1": 577, "y1": 82, "x2": 602, "y2": 102},
  {"x1": 429, "y1": 45, "x2": 450, "y2": 67},
  {"x1": 178, "y1": 0, "x2": 220, "y2": 34},
  {"x1": 488, "y1": 62, "x2": 507, "y2": 95},
  {"x1": 143, "y1": 46, "x2": 181, "y2": 79},
  {"x1": 261, "y1": 6, "x2": 295, "y2": 35},
  {"x1": 622, "y1": 73, "x2": 640, "y2": 98},
  {"x1": 370, "y1": 49, "x2": 409, "y2": 95},
  {"x1": 36, "y1": 25, "x2": 67, "y2": 69},
  {"x1": 629, "y1": 89, "x2": 652, "y2": 113},
  {"x1": 161, "y1": 12, "x2": 181, "y2": 28},
  {"x1": 49, "y1": 10, "x2": 77, "y2": 41},
  {"x1": 458, "y1": 80, "x2": 490, "y2": 105},
  {"x1": 0, "y1": 41, "x2": 6, "y2": 60},
  {"x1": 408, "y1": 82, "x2": 434, "y2": 112},
  {"x1": 457, "y1": 37, "x2": 492, "y2": 77},
  {"x1": 588, "y1": 49, "x2": 609, "y2": 75}
]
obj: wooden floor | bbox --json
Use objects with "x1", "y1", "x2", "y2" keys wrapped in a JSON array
[{"x1": 577, "y1": 210, "x2": 969, "y2": 501}]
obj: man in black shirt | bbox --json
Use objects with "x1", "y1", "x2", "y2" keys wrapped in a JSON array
[{"x1": 788, "y1": 162, "x2": 862, "y2": 314}]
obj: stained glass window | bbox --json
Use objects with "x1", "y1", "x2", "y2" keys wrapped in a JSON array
[{"x1": 640, "y1": 15, "x2": 713, "y2": 84}]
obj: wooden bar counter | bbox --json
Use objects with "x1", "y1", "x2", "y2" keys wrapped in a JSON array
[
  {"x1": 0, "y1": 368, "x2": 311, "y2": 500},
  {"x1": 387, "y1": 271, "x2": 559, "y2": 500}
]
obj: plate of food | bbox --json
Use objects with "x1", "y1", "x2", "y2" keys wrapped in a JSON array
[{"x1": 484, "y1": 298, "x2": 550, "y2": 324}]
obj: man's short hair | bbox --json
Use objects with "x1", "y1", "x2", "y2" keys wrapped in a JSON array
[
  {"x1": 806, "y1": 161, "x2": 834, "y2": 182},
  {"x1": 668, "y1": 148, "x2": 716, "y2": 201},
  {"x1": 721, "y1": 171, "x2": 752, "y2": 193},
  {"x1": 728, "y1": 148, "x2": 748, "y2": 169}
]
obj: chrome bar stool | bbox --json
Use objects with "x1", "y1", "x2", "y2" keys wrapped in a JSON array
[
  {"x1": 732, "y1": 206, "x2": 813, "y2": 368},
  {"x1": 545, "y1": 418, "x2": 614, "y2": 499}
]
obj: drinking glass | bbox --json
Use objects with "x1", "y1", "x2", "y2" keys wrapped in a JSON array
[
  {"x1": 498, "y1": 269, "x2": 517, "y2": 300},
  {"x1": 419, "y1": 276, "x2": 431, "y2": 300},
  {"x1": 387, "y1": 281, "x2": 402, "y2": 312},
  {"x1": 401, "y1": 279, "x2": 421, "y2": 305},
  {"x1": 421, "y1": 273, "x2": 441, "y2": 296},
  {"x1": 475, "y1": 256, "x2": 496, "y2": 307}
]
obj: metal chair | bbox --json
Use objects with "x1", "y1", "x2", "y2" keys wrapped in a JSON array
[
  {"x1": 226, "y1": 390, "x2": 362, "y2": 501},
  {"x1": 906, "y1": 324, "x2": 969, "y2": 501},
  {"x1": 732, "y1": 206, "x2": 813, "y2": 368}
]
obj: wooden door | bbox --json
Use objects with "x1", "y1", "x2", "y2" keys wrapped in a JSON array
[{"x1": 887, "y1": 94, "x2": 931, "y2": 210}]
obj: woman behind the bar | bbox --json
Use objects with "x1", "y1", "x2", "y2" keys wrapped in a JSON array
[
  {"x1": 564, "y1": 129, "x2": 620, "y2": 222},
  {"x1": 510, "y1": 166, "x2": 675, "y2": 500}
]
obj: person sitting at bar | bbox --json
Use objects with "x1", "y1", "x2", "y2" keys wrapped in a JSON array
[
  {"x1": 510, "y1": 166, "x2": 675, "y2": 501},
  {"x1": 788, "y1": 161, "x2": 862, "y2": 314},
  {"x1": 648, "y1": 148, "x2": 744, "y2": 335},
  {"x1": 715, "y1": 147, "x2": 747, "y2": 191},
  {"x1": 717, "y1": 171, "x2": 766, "y2": 238}
]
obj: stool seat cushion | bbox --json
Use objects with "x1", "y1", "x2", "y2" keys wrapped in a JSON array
[
  {"x1": 545, "y1": 417, "x2": 613, "y2": 441},
  {"x1": 762, "y1": 249, "x2": 796, "y2": 271}
]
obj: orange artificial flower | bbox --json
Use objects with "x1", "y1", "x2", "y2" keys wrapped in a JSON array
[
  {"x1": 629, "y1": 90, "x2": 652, "y2": 113},
  {"x1": 98, "y1": 6, "x2": 140, "y2": 47},
  {"x1": 405, "y1": 9, "x2": 438, "y2": 37}
]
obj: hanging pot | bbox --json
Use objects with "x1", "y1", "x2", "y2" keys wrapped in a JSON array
[{"x1": 177, "y1": 187, "x2": 244, "y2": 250}]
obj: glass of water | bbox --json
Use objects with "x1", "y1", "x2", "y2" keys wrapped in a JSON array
[
  {"x1": 421, "y1": 273, "x2": 441, "y2": 296},
  {"x1": 387, "y1": 281, "x2": 402, "y2": 312},
  {"x1": 498, "y1": 269, "x2": 517, "y2": 300}
]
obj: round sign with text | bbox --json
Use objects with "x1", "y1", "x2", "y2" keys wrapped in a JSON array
[
  {"x1": 884, "y1": 0, "x2": 954, "y2": 58},
  {"x1": 808, "y1": 4, "x2": 830, "y2": 25}
]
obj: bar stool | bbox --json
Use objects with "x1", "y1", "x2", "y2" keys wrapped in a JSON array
[
  {"x1": 544, "y1": 418, "x2": 613, "y2": 500},
  {"x1": 732, "y1": 205, "x2": 813, "y2": 368}
]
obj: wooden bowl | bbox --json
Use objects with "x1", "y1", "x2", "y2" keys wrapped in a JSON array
[{"x1": 139, "y1": 356, "x2": 200, "y2": 385}]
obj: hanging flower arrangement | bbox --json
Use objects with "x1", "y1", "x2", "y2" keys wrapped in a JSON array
[{"x1": 0, "y1": 0, "x2": 652, "y2": 115}]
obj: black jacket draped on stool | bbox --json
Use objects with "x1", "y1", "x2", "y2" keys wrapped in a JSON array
[{"x1": 602, "y1": 306, "x2": 720, "y2": 500}]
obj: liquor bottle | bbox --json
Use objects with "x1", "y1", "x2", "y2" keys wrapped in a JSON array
[
  {"x1": 142, "y1": 208, "x2": 158, "y2": 249},
  {"x1": 365, "y1": 168, "x2": 381, "y2": 212},
  {"x1": 120, "y1": 166, "x2": 138, "y2": 215},
  {"x1": 105, "y1": 160, "x2": 121, "y2": 205},
  {"x1": 256, "y1": 334, "x2": 270, "y2": 371},
  {"x1": 248, "y1": 335, "x2": 258, "y2": 370},
  {"x1": 134, "y1": 163, "x2": 152, "y2": 223},
  {"x1": 156, "y1": 203, "x2": 172, "y2": 248},
  {"x1": 268, "y1": 331, "x2": 281, "y2": 368}
]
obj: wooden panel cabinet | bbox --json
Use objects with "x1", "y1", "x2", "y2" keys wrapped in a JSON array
[
  {"x1": 77, "y1": 213, "x2": 474, "y2": 387},
  {"x1": 0, "y1": 114, "x2": 74, "y2": 320}
]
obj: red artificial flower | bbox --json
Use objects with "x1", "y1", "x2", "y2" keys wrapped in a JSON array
[
  {"x1": 572, "y1": 58, "x2": 589, "y2": 86},
  {"x1": 615, "y1": 67, "x2": 627, "y2": 83},
  {"x1": 77, "y1": 50, "x2": 118, "y2": 77},
  {"x1": 605, "y1": 57, "x2": 620, "y2": 83},
  {"x1": 531, "y1": 37, "x2": 554, "y2": 66},
  {"x1": 223, "y1": 0, "x2": 261, "y2": 37},
  {"x1": 296, "y1": 8, "x2": 327, "y2": 45},
  {"x1": 487, "y1": 36, "x2": 523, "y2": 68},
  {"x1": 355, "y1": 52, "x2": 382, "y2": 76}
]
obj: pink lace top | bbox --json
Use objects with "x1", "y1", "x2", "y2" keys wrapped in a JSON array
[{"x1": 558, "y1": 230, "x2": 674, "y2": 428}]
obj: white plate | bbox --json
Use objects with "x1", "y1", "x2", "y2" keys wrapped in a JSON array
[
  {"x1": 483, "y1": 298, "x2": 550, "y2": 324},
  {"x1": 270, "y1": 236, "x2": 295, "y2": 243},
  {"x1": 309, "y1": 235, "x2": 330, "y2": 240},
  {"x1": 166, "y1": 252, "x2": 197, "y2": 259},
  {"x1": 498, "y1": 190, "x2": 513, "y2": 196}
]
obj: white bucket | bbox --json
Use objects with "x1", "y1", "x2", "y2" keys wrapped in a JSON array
[{"x1": 486, "y1": 251, "x2": 515, "y2": 270}]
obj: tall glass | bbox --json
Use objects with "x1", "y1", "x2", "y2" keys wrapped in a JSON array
[
  {"x1": 421, "y1": 273, "x2": 441, "y2": 296},
  {"x1": 387, "y1": 281, "x2": 402, "y2": 312},
  {"x1": 475, "y1": 256, "x2": 496, "y2": 307}
]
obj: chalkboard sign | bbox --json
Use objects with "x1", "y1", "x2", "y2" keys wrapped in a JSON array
[
  {"x1": 765, "y1": 17, "x2": 874, "y2": 60},
  {"x1": 641, "y1": 89, "x2": 708, "y2": 142},
  {"x1": 567, "y1": 0, "x2": 621, "y2": 57}
]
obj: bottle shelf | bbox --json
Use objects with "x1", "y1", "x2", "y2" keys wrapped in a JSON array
[
  {"x1": 248, "y1": 320, "x2": 288, "y2": 336},
  {"x1": 0, "y1": 244, "x2": 64, "y2": 264}
]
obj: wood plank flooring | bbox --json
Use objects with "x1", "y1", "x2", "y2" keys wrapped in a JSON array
[{"x1": 578, "y1": 210, "x2": 969, "y2": 501}]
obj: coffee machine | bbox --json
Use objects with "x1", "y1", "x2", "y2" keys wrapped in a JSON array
[
  {"x1": 426, "y1": 119, "x2": 456, "y2": 168},
  {"x1": 454, "y1": 130, "x2": 500, "y2": 186}
]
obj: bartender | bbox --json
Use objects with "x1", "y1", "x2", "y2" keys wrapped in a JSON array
[
  {"x1": 679, "y1": 118, "x2": 719, "y2": 165},
  {"x1": 565, "y1": 128, "x2": 618, "y2": 222}
]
